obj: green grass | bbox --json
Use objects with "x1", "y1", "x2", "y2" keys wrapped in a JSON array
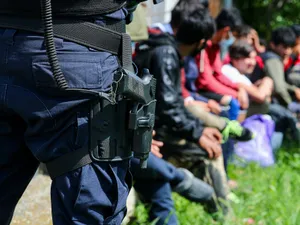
[{"x1": 130, "y1": 144, "x2": 300, "y2": 225}]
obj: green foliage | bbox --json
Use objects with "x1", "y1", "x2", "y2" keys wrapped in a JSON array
[
  {"x1": 234, "y1": 0, "x2": 300, "y2": 40},
  {"x1": 130, "y1": 144, "x2": 300, "y2": 225}
]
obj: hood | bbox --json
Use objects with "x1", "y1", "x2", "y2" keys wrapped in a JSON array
[
  {"x1": 136, "y1": 32, "x2": 177, "y2": 52},
  {"x1": 133, "y1": 31, "x2": 182, "y2": 75},
  {"x1": 150, "y1": 23, "x2": 174, "y2": 35}
]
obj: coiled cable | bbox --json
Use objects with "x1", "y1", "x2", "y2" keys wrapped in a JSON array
[{"x1": 40, "y1": 0, "x2": 68, "y2": 89}]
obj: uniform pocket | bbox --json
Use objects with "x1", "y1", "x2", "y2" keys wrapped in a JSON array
[
  {"x1": 31, "y1": 51, "x2": 119, "y2": 91},
  {"x1": 104, "y1": 162, "x2": 132, "y2": 224},
  {"x1": 72, "y1": 163, "x2": 122, "y2": 223},
  {"x1": 32, "y1": 54, "x2": 102, "y2": 89}
]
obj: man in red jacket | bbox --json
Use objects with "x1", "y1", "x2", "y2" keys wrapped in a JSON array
[{"x1": 195, "y1": 8, "x2": 249, "y2": 116}]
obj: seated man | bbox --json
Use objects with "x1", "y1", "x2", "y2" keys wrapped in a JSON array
[
  {"x1": 194, "y1": 8, "x2": 249, "y2": 121},
  {"x1": 222, "y1": 24, "x2": 270, "y2": 92},
  {"x1": 150, "y1": 3, "x2": 244, "y2": 121},
  {"x1": 236, "y1": 27, "x2": 300, "y2": 139},
  {"x1": 131, "y1": 137, "x2": 215, "y2": 225},
  {"x1": 150, "y1": 0, "x2": 253, "y2": 142},
  {"x1": 149, "y1": 0, "x2": 253, "y2": 192},
  {"x1": 231, "y1": 24, "x2": 266, "y2": 54},
  {"x1": 260, "y1": 27, "x2": 300, "y2": 113},
  {"x1": 134, "y1": 7, "x2": 240, "y2": 215},
  {"x1": 222, "y1": 40, "x2": 273, "y2": 116},
  {"x1": 286, "y1": 24, "x2": 300, "y2": 88},
  {"x1": 229, "y1": 26, "x2": 300, "y2": 133},
  {"x1": 150, "y1": 0, "x2": 218, "y2": 114}
]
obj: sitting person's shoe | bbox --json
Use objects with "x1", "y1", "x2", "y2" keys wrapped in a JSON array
[
  {"x1": 221, "y1": 120, "x2": 255, "y2": 143},
  {"x1": 172, "y1": 168, "x2": 214, "y2": 203}
]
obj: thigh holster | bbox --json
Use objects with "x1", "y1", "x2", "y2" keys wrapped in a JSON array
[{"x1": 45, "y1": 69, "x2": 156, "y2": 179}]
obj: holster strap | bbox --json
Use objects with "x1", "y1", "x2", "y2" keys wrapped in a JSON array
[{"x1": 45, "y1": 148, "x2": 92, "y2": 180}]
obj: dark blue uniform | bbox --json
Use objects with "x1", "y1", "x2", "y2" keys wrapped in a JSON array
[{"x1": 0, "y1": 9, "x2": 133, "y2": 225}]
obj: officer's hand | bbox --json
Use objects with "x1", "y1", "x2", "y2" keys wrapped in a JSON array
[
  {"x1": 151, "y1": 139, "x2": 164, "y2": 158},
  {"x1": 198, "y1": 135, "x2": 222, "y2": 159}
]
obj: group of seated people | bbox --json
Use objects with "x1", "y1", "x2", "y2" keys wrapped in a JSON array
[{"x1": 126, "y1": 0, "x2": 300, "y2": 224}]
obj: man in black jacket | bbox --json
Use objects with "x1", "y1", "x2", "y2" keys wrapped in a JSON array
[
  {"x1": 135, "y1": 9, "x2": 222, "y2": 159},
  {"x1": 134, "y1": 7, "x2": 230, "y2": 213}
]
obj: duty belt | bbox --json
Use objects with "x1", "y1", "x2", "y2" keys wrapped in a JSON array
[{"x1": 0, "y1": 15, "x2": 133, "y2": 71}]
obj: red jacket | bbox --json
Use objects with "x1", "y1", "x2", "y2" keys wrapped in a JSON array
[
  {"x1": 222, "y1": 53, "x2": 230, "y2": 65},
  {"x1": 284, "y1": 55, "x2": 300, "y2": 72},
  {"x1": 195, "y1": 40, "x2": 239, "y2": 98}
]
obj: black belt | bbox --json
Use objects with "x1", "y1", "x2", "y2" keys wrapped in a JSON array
[{"x1": 0, "y1": 15, "x2": 133, "y2": 71}]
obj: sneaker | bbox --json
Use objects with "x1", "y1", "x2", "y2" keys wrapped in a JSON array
[
  {"x1": 222, "y1": 120, "x2": 255, "y2": 143},
  {"x1": 172, "y1": 168, "x2": 214, "y2": 203}
]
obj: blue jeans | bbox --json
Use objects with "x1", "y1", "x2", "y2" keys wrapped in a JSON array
[
  {"x1": 131, "y1": 153, "x2": 213, "y2": 225},
  {"x1": 271, "y1": 132, "x2": 284, "y2": 152},
  {"x1": 288, "y1": 102, "x2": 300, "y2": 113},
  {"x1": 0, "y1": 29, "x2": 131, "y2": 225},
  {"x1": 269, "y1": 103, "x2": 299, "y2": 140},
  {"x1": 131, "y1": 154, "x2": 181, "y2": 225}
]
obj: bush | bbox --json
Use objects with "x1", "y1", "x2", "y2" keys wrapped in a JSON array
[{"x1": 234, "y1": 0, "x2": 300, "y2": 40}]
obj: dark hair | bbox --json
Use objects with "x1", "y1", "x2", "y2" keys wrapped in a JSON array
[
  {"x1": 271, "y1": 27, "x2": 296, "y2": 47},
  {"x1": 171, "y1": 0, "x2": 208, "y2": 28},
  {"x1": 176, "y1": 8, "x2": 216, "y2": 44},
  {"x1": 229, "y1": 40, "x2": 255, "y2": 60},
  {"x1": 215, "y1": 7, "x2": 243, "y2": 30},
  {"x1": 233, "y1": 24, "x2": 252, "y2": 38},
  {"x1": 259, "y1": 38, "x2": 267, "y2": 47},
  {"x1": 291, "y1": 24, "x2": 300, "y2": 38}
]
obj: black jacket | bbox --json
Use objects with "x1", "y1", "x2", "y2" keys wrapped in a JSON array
[{"x1": 134, "y1": 33, "x2": 204, "y2": 143}]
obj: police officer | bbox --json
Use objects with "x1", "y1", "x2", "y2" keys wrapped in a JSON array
[{"x1": 0, "y1": 1, "x2": 160, "y2": 224}]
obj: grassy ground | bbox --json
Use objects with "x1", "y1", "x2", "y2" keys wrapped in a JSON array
[{"x1": 130, "y1": 143, "x2": 300, "y2": 225}]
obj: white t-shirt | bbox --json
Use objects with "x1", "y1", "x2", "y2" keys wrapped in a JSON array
[{"x1": 221, "y1": 64, "x2": 252, "y2": 86}]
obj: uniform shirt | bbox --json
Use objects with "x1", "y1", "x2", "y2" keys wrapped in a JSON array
[{"x1": 0, "y1": 1, "x2": 150, "y2": 25}]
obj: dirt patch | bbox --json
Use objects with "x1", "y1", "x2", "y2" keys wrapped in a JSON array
[{"x1": 11, "y1": 174, "x2": 52, "y2": 225}]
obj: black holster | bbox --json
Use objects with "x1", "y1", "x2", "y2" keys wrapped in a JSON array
[
  {"x1": 89, "y1": 68, "x2": 157, "y2": 168},
  {"x1": 45, "y1": 69, "x2": 156, "y2": 179}
]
